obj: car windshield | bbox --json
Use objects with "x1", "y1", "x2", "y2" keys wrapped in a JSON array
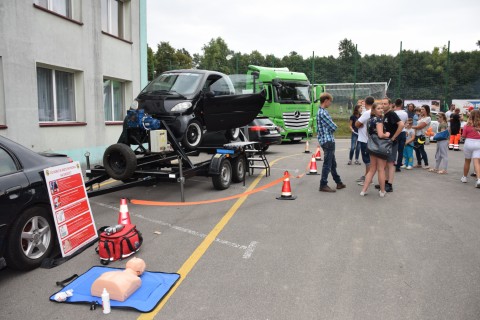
[
  {"x1": 275, "y1": 81, "x2": 311, "y2": 104},
  {"x1": 141, "y1": 72, "x2": 203, "y2": 98}
]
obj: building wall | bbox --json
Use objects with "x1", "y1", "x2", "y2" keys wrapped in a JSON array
[{"x1": 0, "y1": 1, "x2": 145, "y2": 165}]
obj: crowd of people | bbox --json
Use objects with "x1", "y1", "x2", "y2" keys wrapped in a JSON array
[{"x1": 316, "y1": 92, "x2": 480, "y2": 196}]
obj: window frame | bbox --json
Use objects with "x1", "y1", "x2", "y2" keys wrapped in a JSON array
[
  {"x1": 37, "y1": 67, "x2": 77, "y2": 123},
  {"x1": 103, "y1": 78, "x2": 125, "y2": 123},
  {"x1": 102, "y1": 0, "x2": 124, "y2": 39}
]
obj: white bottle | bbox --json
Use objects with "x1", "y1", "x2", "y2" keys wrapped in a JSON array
[{"x1": 101, "y1": 288, "x2": 111, "y2": 314}]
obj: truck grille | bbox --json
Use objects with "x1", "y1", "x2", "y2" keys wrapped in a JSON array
[{"x1": 283, "y1": 112, "x2": 310, "y2": 129}]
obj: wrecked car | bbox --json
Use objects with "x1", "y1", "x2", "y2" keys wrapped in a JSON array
[{"x1": 118, "y1": 69, "x2": 266, "y2": 151}]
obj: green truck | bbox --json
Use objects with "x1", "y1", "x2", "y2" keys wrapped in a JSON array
[{"x1": 247, "y1": 65, "x2": 323, "y2": 142}]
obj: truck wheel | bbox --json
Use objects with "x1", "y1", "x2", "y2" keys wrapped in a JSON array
[
  {"x1": 182, "y1": 120, "x2": 203, "y2": 151},
  {"x1": 225, "y1": 128, "x2": 240, "y2": 141},
  {"x1": 103, "y1": 143, "x2": 137, "y2": 180},
  {"x1": 212, "y1": 159, "x2": 232, "y2": 190},
  {"x1": 5, "y1": 206, "x2": 55, "y2": 270},
  {"x1": 232, "y1": 155, "x2": 246, "y2": 183}
]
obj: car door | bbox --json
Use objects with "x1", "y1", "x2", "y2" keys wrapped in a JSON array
[{"x1": 0, "y1": 146, "x2": 30, "y2": 227}]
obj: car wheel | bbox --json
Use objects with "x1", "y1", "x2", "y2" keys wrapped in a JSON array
[
  {"x1": 212, "y1": 158, "x2": 232, "y2": 190},
  {"x1": 182, "y1": 120, "x2": 204, "y2": 151},
  {"x1": 5, "y1": 206, "x2": 55, "y2": 270},
  {"x1": 225, "y1": 128, "x2": 240, "y2": 141},
  {"x1": 232, "y1": 156, "x2": 246, "y2": 183},
  {"x1": 103, "y1": 143, "x2": 137, "y2": 180}
]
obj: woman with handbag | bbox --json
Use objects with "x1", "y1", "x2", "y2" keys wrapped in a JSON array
[
  {"x1": 430, "y1": 112, "x2": 450, "y2": 174},
  {"x1": 360, "y1": 103, "x2": 391, "y2": 197},
  {"x1": 412, "y1": 105, "x2": 432, "y2": 169}
]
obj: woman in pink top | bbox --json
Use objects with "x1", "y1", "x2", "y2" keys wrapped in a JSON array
[{"x1": 461, "y1": 110, "x2": 480, "y2": 188}]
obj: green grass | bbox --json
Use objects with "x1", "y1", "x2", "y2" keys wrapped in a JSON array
[{"x1": 332, "y1": 117, "x2": 352, "y2": 139}]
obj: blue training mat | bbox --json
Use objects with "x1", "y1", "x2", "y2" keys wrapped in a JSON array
[{"x1": 50, "y1": 266, "x2": 180, "y2": 313}]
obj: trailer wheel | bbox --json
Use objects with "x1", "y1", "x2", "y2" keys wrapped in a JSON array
[
  {"x1": 225, "y1": 128, "x2": 240, "y2": 141},
  {"x1": 212, "y1": 159, "x2": 232, "y2": 190},
  {"x1": 182, "y1": 120, "x2": 203, "y2": 151},
  {"x1": 103, "y1": 143, "x2": 137, "y2": 180},
  {"x1": 231, "y1": 155, "x2": 246, "y2": 183}
]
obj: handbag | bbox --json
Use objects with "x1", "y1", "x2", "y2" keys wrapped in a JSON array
[
  {"x1": 433, "y1": 129, "x2": 450, "y2": 141},
  {"x1": 97, "y1": 224, "x2": 143, "y2": 265},
  {"x1": 367, "y1": 133, "x2": 392, "y2": 159}
]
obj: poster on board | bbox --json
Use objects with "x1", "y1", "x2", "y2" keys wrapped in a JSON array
[
  {"x1": 451, "y1": 99, "x2": 480, "y2": 113},
  {"x1": 44, "y1": 162, "x2": 97, "y2": 257},
  {"x1": 404, "y1": 100, "x2": 441, "y2": 113}
]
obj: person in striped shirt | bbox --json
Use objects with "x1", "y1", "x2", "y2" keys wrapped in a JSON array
[{"x1": 317, "y1": 92, "x2": 346, "y2": 193}]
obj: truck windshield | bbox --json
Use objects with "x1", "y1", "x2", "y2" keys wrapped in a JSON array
[
  {"x1": 141, "y1": 73, "x2": 202, "y2": 98},
  {"x1": 275, "y1": 81, "x2": 311, "y2": 104}
]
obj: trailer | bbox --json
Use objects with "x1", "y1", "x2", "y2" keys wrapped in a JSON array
[{"x1": 84, "y1": 121, "x2": 270, "y2": 200}]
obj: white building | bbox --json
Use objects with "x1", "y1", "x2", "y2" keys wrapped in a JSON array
[{"x1": 0, "y1": 0, "x2": 147, "y2": 164}]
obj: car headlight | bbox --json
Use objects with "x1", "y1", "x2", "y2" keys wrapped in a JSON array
[
  {"x1": 130, "y1": 100, "x2": 139, "y2": 110},
  {"x1": 171, "y1": 102, "x2": 192, "y2": 113}
]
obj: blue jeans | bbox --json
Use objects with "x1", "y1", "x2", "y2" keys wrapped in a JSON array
[
  {"x1": 320, "y1": 141, "x2": 342, "y2": 188},
  {"x1": 349, "y1": 133, "x2": 360, "y2": 161},
  {"x1": 403, "y1": 144, "x2": 414, "y2": 167},
  {"x1": 396, "y1": 132, "x2": 406, "y2": 169}
]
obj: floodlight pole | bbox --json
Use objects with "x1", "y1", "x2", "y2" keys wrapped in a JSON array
[
  {"x1": 311, "y1": 51, "x2": 315, "y2": 83},
  {"x1": 444, "y1": 40, "x2": 451, "y2": 111},
  {"x1": 396, "y1": 41, "x2": 402, "y2": 99},
  {"x1": 353, "y1": 44, "x2": 357, "y2": 102}
]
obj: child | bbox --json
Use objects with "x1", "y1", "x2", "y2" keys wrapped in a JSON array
[
  {"x1": 402, "y1": 118, "x2": 415, "y2": 169},
  {"x1": 430, "y1": 113, "x2": 449, "y2": 174},
  {"x1": 413, "y1": 107, "x2": 421, "y2": 126}
]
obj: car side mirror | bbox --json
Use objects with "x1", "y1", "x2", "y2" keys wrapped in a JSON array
[
  {"x1": 272, "y1": 78, "x2": 281, "y2": 88},
  {"x1": 205, "y1": 90, "x2": 215, "y2": 98}
]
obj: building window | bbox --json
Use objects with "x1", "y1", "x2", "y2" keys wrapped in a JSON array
[
  {"x1": 37, "y1": 67, "x2": 76, "y2": 122},
  {"x1": 0, "y1": 57, "x2": 5, "y2": 128},
  {"x1": 102, "y1": 0, "x2": 124, "y2": 38},
  {"x1": 35, "y1": 0, "x2": 72, "y2": 18},
  {"x1": 103, "y1": 79, "x2": 124, "y2": 122}
]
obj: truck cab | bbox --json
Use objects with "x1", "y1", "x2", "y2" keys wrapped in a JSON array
[{"x1": 247, "y1": 65, "x2": 316, "y2": 142}]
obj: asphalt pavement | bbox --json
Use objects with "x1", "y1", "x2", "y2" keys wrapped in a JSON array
[{"x1": 1, "y1": 139, "x2": 479, "y2": 320}]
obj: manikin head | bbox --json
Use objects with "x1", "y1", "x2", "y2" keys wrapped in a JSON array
[{"x1": 126, "y1": 257, "x2": 146, "y2": 276}]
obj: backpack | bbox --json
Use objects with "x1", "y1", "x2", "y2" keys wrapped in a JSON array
[{"x1": 97, "y1": 224, "x2": 143, "y2": 265}]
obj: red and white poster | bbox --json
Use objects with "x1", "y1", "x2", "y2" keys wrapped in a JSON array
[{"x1": 44, "y1": 162, "x2": 97, "y2": 257}]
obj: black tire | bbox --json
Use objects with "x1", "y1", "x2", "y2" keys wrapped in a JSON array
[
  {"x1": 103, "y1": 143, "x2": 137, "y2": 180},
  {"x1": 262, "y1": 145, "x2": 269, "y2": 152},
  {"x1": 182, "y1": 120, "x2": 204, "y2": 151},
  {"x1": 5, "y1": 206, "x2": 55, "y2": 270},
  {"x1": 225, "y1": 128, "x2": 240, "y2": 141},
  {"x1": 231, "y1": 156, "x2": 246, "y2": 183},
  {"x1": 212, "y1": 159, "x2": 232, "y2": 190}
]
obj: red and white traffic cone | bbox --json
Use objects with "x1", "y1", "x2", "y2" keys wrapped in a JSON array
[
  {"x1": 304, "y1": 140, "x2": 310, "y2": 153},
  {"x1": 117, "y1": 198, "x2": 132, "y2": 225},
  {"x1": 307, "y1": 155, "x2": 318, "y2": 175},
  {"x1": 276, "y1": 171, "x2": 297, "y2": 200},
  {"x1": 314, "y1": 146, "x2": 322, "y2": 161}
]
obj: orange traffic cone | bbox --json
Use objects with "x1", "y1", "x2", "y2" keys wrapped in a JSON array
[
  {"x1": 307, "y1": 155, "x2": 318, "y2": 175},
  {"x1": 314, "y1": 146, "x2": 322, "y2": 161},
  {"x1": 276, "y1": 171, "x2": 297, "y2": 200},
  {"x1": 118, "y1": 198, "x2": 132, "y2": 225},
  {"x1": 304, "y1": 140, "x2": 310, "y2": 153}
]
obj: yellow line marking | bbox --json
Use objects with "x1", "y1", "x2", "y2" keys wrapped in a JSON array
[{"x1": 137, "y1": 154, "x2": 298, "y2": 320}]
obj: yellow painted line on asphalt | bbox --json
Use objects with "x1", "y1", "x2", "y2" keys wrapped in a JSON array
[{"x1": 137, "y1": 154, "x2": 299, "y2": 320}]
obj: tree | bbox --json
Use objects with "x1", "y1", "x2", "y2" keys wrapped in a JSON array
[
  {"x1": 147, "y1": 45, "x2": 155, "y2": 80},
  {"x1": 477, "y1": 40, "x2": 480, "y2": 48},
  {"x1": 154, "y1": 42, "x2": 176, "y2": 74},
  {"x1": 198, "y1": 37, "x2": 232, "y2": 73}
]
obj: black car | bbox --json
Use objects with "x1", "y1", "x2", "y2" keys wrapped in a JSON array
[
  {"x1": 121, "y1": 69, "x2": 266, "y2": 151},
  {"x1": 0, "y1": 135, "x2": 70, "y2": 270},
  {"x1": 247, "y1": 117, "x2": 282, "y2": 151}
]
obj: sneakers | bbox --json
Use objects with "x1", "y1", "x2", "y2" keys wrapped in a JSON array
[
  {"x1": 356, "y1": 176, "x2": 365, "y2": 182},
  {"x1": 400, "y1": 165, "x2": 406, "y2": 169},
  {"x1": 379, "y1": 191, "x2": 386, "y2": 197},
  {"x1": 385, "y1": 183, "x2": 393, "y2": 192},
  {"x1": 422, "y1": 165, "x2": 430, "y2": 169},
  {"x1": 354, "y1": 160, "x2": 361, "y2": 165},
  {"x1": 406, "y1": 166, "x2": 413, "y2": 170},
  {"x1": 348, "y1": 160, "x2": 352, "y2": 165},
  {"x1": 476, "y1": 179, "x2": 480, "y2": 188},
  {"x1": 461, "y1": 176, "x2": 468, "y2": 183},
  {"x1": 360, "y1": 191, "x2": 367, "y2": 196}
]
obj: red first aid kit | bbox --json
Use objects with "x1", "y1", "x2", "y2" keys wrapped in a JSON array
[{"x1": 97, "y1": 224, "x2": 143, "y2": 265}]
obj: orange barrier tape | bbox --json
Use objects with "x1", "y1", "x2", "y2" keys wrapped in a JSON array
[{"x1": 131, "y1": 174, "x2": 287, "y2": 206}]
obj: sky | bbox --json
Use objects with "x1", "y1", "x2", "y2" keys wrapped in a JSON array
[{"x1": 146, "y1": 0, "x2": 479, "y2": 59}]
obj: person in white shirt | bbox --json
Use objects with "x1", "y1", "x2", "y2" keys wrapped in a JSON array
[
  {"x1": 445, "y1": 104, "x2": 455, "y2": 127},
  {"x1": 394, "y1": 99, "x2": 408, "y2": 172},
  {"x1": 354, "y1": 96, "x2": 374, "y2": 184}
]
